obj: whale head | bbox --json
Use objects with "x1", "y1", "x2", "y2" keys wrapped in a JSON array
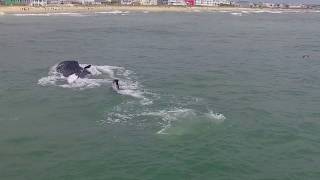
[{"x1": 56, "y1": 60, "x2": 91, "y2": 78}]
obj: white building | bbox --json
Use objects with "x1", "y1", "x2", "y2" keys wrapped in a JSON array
[
  {"x1": 121, "y1": 0, "x2": 133, "y2": 4},
  {"x1": 195, "y1": 0, "x2": 231, "y2": 6},
  {"x1": 30, "y1": 0, "x2": 47, "y2": 6},
  {"x1": 262, "y1": 3, "x2": 277, "y2": 8},
  {"x1": 140, "y1": 0, "x2": 157, "y2": 5},
  {"x1": 168, "y1": 0, "x2": 185, "y2": 6},
  {"x1": 80, "y1": 0, "x2": 94, "y2": 4}
]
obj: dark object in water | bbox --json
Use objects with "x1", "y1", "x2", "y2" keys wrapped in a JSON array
[
  {"x1": 56, "y1": 60, "x2": 91, "y2": 78},
  {"x1": 302, "y1": 55, "x2": 310, "y2": 59},
  {"x1": 113, "y1": 79, "x2": 120, "y2": 90}
]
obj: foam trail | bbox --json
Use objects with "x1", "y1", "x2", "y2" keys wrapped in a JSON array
[
  {"x1": 95, "y1": 11, "x2": 129, "y2": 14},
  {"x1": 231, "y1": 12, "x2": 242, "y2": 16}
]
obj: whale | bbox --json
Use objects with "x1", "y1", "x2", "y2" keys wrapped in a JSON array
[{"x1": 56, "y1": 60, "x2": 91, "y2": 78}]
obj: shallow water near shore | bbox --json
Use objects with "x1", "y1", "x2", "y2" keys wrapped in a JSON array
[{"x1": 1, "y1": 12, "x2": 320, "y2": 179}]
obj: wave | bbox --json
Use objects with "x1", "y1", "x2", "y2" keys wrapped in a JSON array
[
  {"x1": 38, "y1": 63, "x2": 150, "y2": 102},
  {"x1": 95, "y1": 11, "x2": 129, "y2": 15},
  {"x1": 230, "y1": 12, "x2": 242, "y2": 16},
  {"x1": 265, "y1": 11, "x2": 283, "y2": 14},
  {"x1": 241, "y1": 11, "x2": 250, "y2": 14}
]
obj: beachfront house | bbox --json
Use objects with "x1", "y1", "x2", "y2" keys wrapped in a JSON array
[
  {"x1": 157, "y1": 0, "x2": 167, "y2": 5},
  {"x1": 120, "y1": 0, "x2": 133, "y2": 4},
  {"x1": 80, "y1": 0, "x2": 94, "y2": 4},
  {"x1": 167, "y1": 0, "x2": 186, "y2": 6},
  {"x1": 185, "y1": 0, "x2": 194, "y2": 6},
  {"x1": 140, "y1": 0, "x2": 157, "y2": 5},
  {"x1": 30, "y1": 0, "x2": 47, "y2": 5},
  {"x1": 47, "y1": 0, "x2": 61, "y2": 4},
  {"x1": 122, "y1": 0, "x2": 143, "y2": 4}
]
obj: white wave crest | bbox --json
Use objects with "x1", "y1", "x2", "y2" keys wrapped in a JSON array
[
  {"x1": 231, "y1": 12, "x2": 242, "y2": 16},
  {"x1": 95, "y1": 11, "x2": 129, "y2": 15}
]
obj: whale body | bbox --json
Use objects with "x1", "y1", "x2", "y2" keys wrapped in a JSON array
[{"x1": 56, "y1": 61, "x2": 91, "y2": 78}]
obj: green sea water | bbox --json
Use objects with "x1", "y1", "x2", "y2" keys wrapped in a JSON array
[{"x1": 1, "y1": 11, "x2": 320, "y2": 180}]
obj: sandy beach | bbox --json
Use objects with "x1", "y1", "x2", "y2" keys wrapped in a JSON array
[{"x1": 0, "y1": 5, "x2": 310, "y2": 14}]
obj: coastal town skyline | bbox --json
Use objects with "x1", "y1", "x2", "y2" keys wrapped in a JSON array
[{"x1": 240, "y1": 0, "x2": 319, "y2": 5}]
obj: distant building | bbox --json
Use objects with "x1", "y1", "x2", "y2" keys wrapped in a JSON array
[
  {"x1": 168, "y1": 0, "x2": 186, "y2": 6},
  {"x1": 185, "y1": 0, "x2": 194, "y2": 6},
  {"x1": 30, "y1": 0, "x2": 47, "y2": 5},
  {"x1": 196, "y1": 0, "x2": 226, "y2": 6},
  {"x1": 120, "y1": 0, "x2": 133, "y2": 4},
  {"x1": 47, "y1": 0, "x2": 61, "y2": 4},
  {"x1": 157, "y1": 0, "x2": 167, "y2": 5},
  {"x1": 80, "y1": 0, "x2": 94, "y2": 4},
  {"x1": 262, "y1": 3, "x2": 277, "y2": 8},
  {"x1": 4, "y1": 0, "x2": 27, "y2": 5},
  {"x1": 94, "y1": 0, "x2": 112, "y2": 4},
  {"x1": 235, "y1": 0, "x2": 250, "y2": 8},
  {"x1": 195, "y1": 0, "x2": 212, "y2": 6},
  {"x1": 140, "y1": 0, "x2": 157, "y2": 5},
  {"x1": 250, "y1": 2, "x2": 263, "y2": 8},
  {"x1": 309, "y1": 4, "x2": 320, "y2": 9},
  {"x1": 58, "y1": 0, "x2": 94, "y2": 4}
]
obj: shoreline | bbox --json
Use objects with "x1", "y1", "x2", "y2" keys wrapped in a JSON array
[{"x1": 0, "y1": 5, "x2": 316, "y2": 14}]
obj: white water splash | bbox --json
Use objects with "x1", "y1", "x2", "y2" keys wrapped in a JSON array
[{"x1": 38, "y1": 63, "x2": 150, "y2": 102}]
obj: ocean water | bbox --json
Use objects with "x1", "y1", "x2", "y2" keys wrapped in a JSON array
[{"x1": 1, "y1": 11, "x2": 320, "y2": 180}]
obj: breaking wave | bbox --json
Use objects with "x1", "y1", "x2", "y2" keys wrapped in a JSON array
[
  {"x1": 230, "y1": 12, "x2": 242, "y2": 16},
  {"x1": 95, "y1": 11, "x2": 129, "y2": 15}
]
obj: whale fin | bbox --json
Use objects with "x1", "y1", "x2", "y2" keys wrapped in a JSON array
[{"x1": 84, "y1": 65, "x2": 91, "y2": 69}]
